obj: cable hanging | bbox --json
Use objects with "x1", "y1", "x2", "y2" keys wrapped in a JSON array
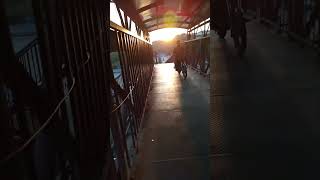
[
  {"x1": 1, "y1": 52, "x2": 92, "y2": 163},
  {"x1": 1, "y1": 77, "x2": 76, "y2": 164},
  {"x1": 111, "y1": 75, "x2": 140, "y2": 113}
]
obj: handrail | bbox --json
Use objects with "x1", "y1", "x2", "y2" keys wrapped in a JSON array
[
  {"x1": 110, "y1": 21, "x2": 151, "y2": 44},
  {"x1": 188, "y1": 19, "x2": 210, "y2": 32},
  {"x1": 184, "y1": 36, "x2": 210, "y2": 43},
  {"x1": 16, "y1": 38, "x2": 38, "y2": 58},
  {"x1": 15, "y1": 38, "x2": 43, "y2": 85}
]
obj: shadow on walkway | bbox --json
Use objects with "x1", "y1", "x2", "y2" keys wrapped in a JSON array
[
  {"x1": 133, "y1": 63, "x2": 210, "y2": 180},
  {"x1": 210, "y1": 20, "x2": 320, "y2": 180}
]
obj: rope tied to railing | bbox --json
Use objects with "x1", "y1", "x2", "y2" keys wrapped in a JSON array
[
  {"x1": 111, "y1": 76, "x2": 140, "y2": 113},
  {"x1": 111, "y1": 86, "x2": 133, "y2": 113},
  {"x1": 1, "y1": 53, "x2": 92, "y2": 164},
  {"x1": 1, "y1": 77, "x2": 76, "y2": 164}
]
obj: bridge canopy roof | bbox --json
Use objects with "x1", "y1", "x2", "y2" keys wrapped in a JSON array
[{"x1": 113, "y1": 0, "x2": 210, "y2": 32}]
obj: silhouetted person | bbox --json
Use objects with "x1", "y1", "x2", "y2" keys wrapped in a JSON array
[
  {"x1": 306, "y1": 2, "x2": 320, "y2": 46},
  {"x1": 230, "y1": 7, "x2": 247, "y2": 56},
  {"x1": 211, "y1": 0, "x2": 229, "y2": 38},
  {"x1": 173, "y1": 40, "x2": 184, "y2": 73}
]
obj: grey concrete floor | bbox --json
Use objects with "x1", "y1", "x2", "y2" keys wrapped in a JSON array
[
  {"x1": 132, "y1": 63, "x2": 210, "y2": 180},
  {"x1": 210, "y1": 20, "x2": 320, "y2": 180}
]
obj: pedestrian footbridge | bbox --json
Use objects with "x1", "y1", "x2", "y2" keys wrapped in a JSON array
[
  {"x1": 1, "y1": 0, "x2": 210, "y2": 179},
  {"x1": 3, "y1": 0, "x2": 319, "y2": 179}
]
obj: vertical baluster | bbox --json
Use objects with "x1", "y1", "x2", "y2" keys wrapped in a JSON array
[
  {"x1": 26, "y1": 51, "x2": 31, "y2": 75},
  {"x1": 22, "y1": 55, "x2": 27, "y2": 69},
  {"x1": 30, "y1": 44, "x2": 37, "y2": 82},
  {"x1": 34, "y1": 43, "x2": 42, "y2": 84}
]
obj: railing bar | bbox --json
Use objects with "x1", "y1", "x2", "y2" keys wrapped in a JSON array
[
  {"x1": 34, "y1": 44, "x2": 42, "y2": 84},
  {"x1": 73, "y1": 0, "x2": 90, "y2": 132},
  {"x1": 127, "y1": 36, "x2": 135, "y2": 98},
  {"x1": 92, "y1": 2, "x2": 108, "y2": 126},
  {"x1": 115, "y1": 31, "x2": 138, "y2": 141},
  {"x1": 123, "y1": 34, "x2": 131, "y2": 89},
  {"x1": 26, "y1": 51, "x2": 32, "y2": 74},
  {"x1": 124, "y1": 33, "x2": 131, "y2": 92},
  {"x1": 122, "y1": 35, "x2": 134, "y2": 167},
  {"x1": 112, "y1": 32, "x2": 128, "y2": 172},
  {"x1": 111, "y1": 20, "x2": 154, "y2": 174},
  {"x1": 87, "y1": 2, "x2": 103, "y2": 127},
  {"x1": 133, "y1": 38, "x2": 140, "y2": 131},
  {"x1": 89, "y1": 3, "x2": 103, "y2": 122},
  {"x1": 128, "y1": 36, "x2": 135, "y2": 89},
  {"x1": 87, "y1": 2, "x2": 101, "y2": 128},
  {"x1": 119, "y1": 32, "x2": 128, "y2": 92},
  {"x1": 110, "y1": 21, "x2": 150, "y2": 44},
  {"x1": 115, "y1": 32, "x2": 127, "y2": 91},
  {"x1": 74, "y1": 0, "x2": 92, "y2": 150},
  {"x1": 77, "y1": 0, "x2": 93, "y2": 139},
  {"x1": 20, "y1": 55, "x2": 25, "y2": 69},
  {"x1": 16, "y1": 38, "x2": 38, "y2": 57},
  {"x1": 81, "y1": 0, "x2": 97, "y2": 135},
  {"x1": 134, "y1": 38, "x2": 139, "y2": 88},
  {"x1": 91, "y1": 1, "x2": 106, "y2": 119},
  {"x1": 83, "y1": 1, "x2": 99, "y2": 133},
  {"x1": 113, "y1": 95, "x2": 131, "y2": 167},
  {"x1": 127, "y1": 36, "x2": 138, "y2": 141},
  {"x1": 128, "y1": 116, "x2": 137, "y2": 149},
  {"x1": 64, "y1": 0, "x2": 87, "y2": 141},
  {"x1": 30, "y1": 46, "x2": 37, "y2": 82}
]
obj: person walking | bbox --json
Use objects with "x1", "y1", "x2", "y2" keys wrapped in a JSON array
[{"x1": 173, "y1": 40, "x2": 184, "y2": 74}]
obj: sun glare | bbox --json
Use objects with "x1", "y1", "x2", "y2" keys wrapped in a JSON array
[
  {"x1": 110, "y1": 3, "x2": 186, "y2": 43},
  {"x1": 150, "y1": 28, "x2": 187, "y2": 43}
]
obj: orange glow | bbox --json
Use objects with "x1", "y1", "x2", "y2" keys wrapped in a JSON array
[
  {"x1": 150, "y1": 28, "x2": 187, "y2": 43},
  {"x1": 163, "y1": 11, "x2": 178, "y2": 28}
]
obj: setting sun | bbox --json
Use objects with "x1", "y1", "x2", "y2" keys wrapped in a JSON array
[{"x1": 150, "y1": 28, "x2": 187, "y2": 43}]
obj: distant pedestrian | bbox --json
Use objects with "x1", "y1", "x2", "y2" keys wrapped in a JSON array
[
  {"x1": 173, "y1": 40, "x2": 184, "y2": 73},
  {"x1": 231, "y1": 8, "x2": 247, "y2": 50},
  {"x1": 306, "y1": 1, "x2": 320, "y2": 46}
]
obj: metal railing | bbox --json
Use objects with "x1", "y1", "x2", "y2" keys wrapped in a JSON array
[
  {"x1": 185, "y1": 20, "x2": 210, "y2": 77},
  {"x1": 245, "y1": 0, "x2": 320, "y2": 50},
  {"x1": 16, "y1": 38, "x2": 44, "y2": 85},
  {"x1": 1, "y1": 1, "x2": 153, "y2": 180},
  {"x1": 110, "y1": 21, "x2": 153, "y2": 179},
  {"x1": 2, "y1": 0, "x2": 116, "y2": 179},
  {"x1": 187, "y1": 18, "x2": 210, "y2": 40}
]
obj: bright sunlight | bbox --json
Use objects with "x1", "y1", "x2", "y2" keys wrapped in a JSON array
[
  {"x1": 150, "y1": 28, "x2": 187, "y2": 43},
  {"x1": 110, "y1": 2, "x2": 187, "y2": 43}
]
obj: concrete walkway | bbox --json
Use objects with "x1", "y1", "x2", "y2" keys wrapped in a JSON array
[
  {"x1": 210, "y1": 20, "x2": 320, "y2": 180},
  {"x1": 133, "y1": 63, "x2": 210, "y2": 180}
]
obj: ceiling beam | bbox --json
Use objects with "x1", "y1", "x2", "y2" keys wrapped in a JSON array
[
  {"x1": 148, "y1": 23, "x2": 189, "y2": 32},
  {"x1": 182, "y1": 0, "x2": 204, "y2": 25},
  {"x1": 113, "y1": 0, "x2": 146, "y2": 31},
  {"x1": 137, "y1": 0, "x2": 164, "y2": 13},
  {"x1": 143, "y1": 14, "x2": 190, "y2": 23},
  {"x1": 146, "y1": 21, "x2": 189, "y2": 29},
  {"x1": 186, "y1": 0, "x2": 210, "y2": 29}
]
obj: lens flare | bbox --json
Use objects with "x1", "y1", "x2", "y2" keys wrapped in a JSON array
[
  {"x1": 163, "y1": 11, "x2": 178, "y2": 28},
  {"x1": 150, "y1": 28, "x2": 187, "y2": 42}
]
